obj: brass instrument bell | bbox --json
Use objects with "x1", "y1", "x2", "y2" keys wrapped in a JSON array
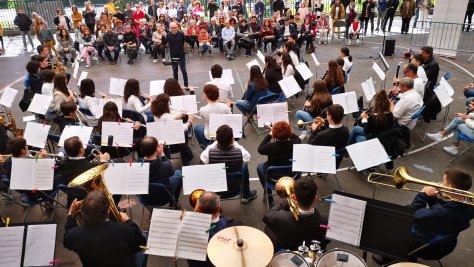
[
  {"x1": 275, "y1": 176, "x2": 300, "y2": 220},
  {"x1": 189, "y1": 189, "x2": 205, "y2": 209}
]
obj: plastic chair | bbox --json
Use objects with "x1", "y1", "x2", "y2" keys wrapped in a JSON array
[
  {"x1": 345, "y1": 65, "x2": 353, "y2": 82},
  {"x1": 450, "y1": 133, "x2": 474, "y2": 163},
  {"x1": 410, "y1": 105, "x2": 427, "y2": 142},
  {"x1": 263, "y1": 165, "x2": 300, "y2": 211},
  {"x1": 217, "y1": 171, "x2": 244, "y2": 218},
  {"x1": 242, "y1": 92, "x2": 279, "y2": 136},
  {"x1": 138, "y1": 182, "x2": 179, "y2": 227}
]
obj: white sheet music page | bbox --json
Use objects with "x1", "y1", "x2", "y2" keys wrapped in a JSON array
[
  {"x1": 23, "y1": 121, "x2": 50, "y2": 148},
  {"x1": 95, "y1": 98, "x2": 123, "y2": 119},
  {"x1": 109, "y1": 78, "x2": 127, "y2": 96},
  {"x1": 208, "y1": 114, "x2": 243, "y2": 138},
  {"x1": 434, "y1": 85, "x2": 453, "y2": 108},
  {"x1": 104, "y1": 163, "x2": 150, "y2": 195},
  {"x1": 372, "y1": 62, "x2": 386, "y2": 81},
  {"x1": 331, "y1": 91, "x2": 359, "y2": 114},
  {"x1": 311, "y1": 53, "x2": 320, "y2": 66},
  {"x1": 361, "y1": 78, "x2": 376, "y2": 101},
  {"x1": 222, "y1": 69, "x2": 235, "y2": 85},
  {"x1": 246, "y1": 59, "x2": 262, "y2": 71},
  {"x1": 313, "y1": 146, "x2": 336, "y2": 174},
  {"x1": 176, "y1": 212, "x2": 212, "y2": 261},
  {"x1": 0, "y1": 87, "x2": 18, "y2": 108},
  {"x1": 296, "y1": 62, "x2": 313, "y2": 80},
  {"x1": 278, "y1": 75, "x2": 302, "y2": 98},
  {"x1": 100, "y1": 122, "x2": 134, "y2": 147},
  {"x1": 58, "y1": 125, "x2": 93, "y2": 148},
  {"x1": 439, "y1": 77, "x2": 454, "y2": 96},
  {"x1": 27, "y1": 94, "x2": 53, "y2": 115},
  {"x1": 10, "y1": 158, "x2": 55, "y2": 190},
  {"x1": 23, "y1": 224, "x2": 57, "y2": 267},
  {"x1": 292, "y1": 144, "x2": 315, "y2": 172},
  {"x1": 73, "y1": 60, "x2": 80, "y2": 79},
  {"x1": 146, "y1": 209, "x2": 181, "y2": 257},
  {"x1": 170, "y1": 95, "x2": 198, "y2": 114},
  {"x1": 346, "y1": 139, "x2": 390, "y2": 171},
  {"x1": 326, "y1": 194, "x2": 366, "y2": 246},
  {"x1": 147, "y1": 120, "x2": 185, "y2": 145},
  {"x1": 257, "y1": 50, "x2": 265, "y2": 63},
  {"x1": 182, "y1": 163, "x2": 227, "y2": 195},
  {"x1": 23, "y1": 115, "x2": 36, "y2": 122},
  {"x1": 77, "y1": 71, "x2": 88, "y2": 86},
  {"x1": 256, "y1": 102, "x2": 289, "y2": 127},
  {"x1": 149, "y1": 80, "x2": 166, "y2": 96},
  {"x1": 0, "y1": 226, "x2": 24, "y2": 267}
]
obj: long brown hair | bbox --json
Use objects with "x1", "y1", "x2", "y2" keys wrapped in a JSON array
[
  {"x1": 54, "y1": 74, "x2": 70, "y2": 96},
  {"x1": 310, "y1": 80, "x2": 332, "y2": 113},
  {"x1": 324, "y1": 60, "x2": 344, "y2": 88},
  {"x1": 151, "y1": 93, "x2": 170, "y2": 118},
  {"x1": 58, "y1": 29, "x2": 70, "y2": 40},
  {"x1": 249, "y1": 65, "x2": 268, "y2": 91},
  {"x1": 372, "y1": 90, "x2": 391, "y2": 124},
  {"x1": 123, "y1": 78, "x2": 140, "y2": 103},
  {"x1": 163, "y1": 78, "x2": 185, "y2": 96},
  {"x1": 97, "y1": 101, "x2": 122, "y2": 133}
]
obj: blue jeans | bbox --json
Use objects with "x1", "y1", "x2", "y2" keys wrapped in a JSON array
[
  {"x1": 295, "y1": 110, "x2": 314, "y2": 123},
  {"x1": 454, "y1": 124, "x2": 474, "y2": 143},
  {"x1": 104, "y1": 46, "x2": 121, "y2": 61},
  {"x1": 171, "y1": 58, "x2": 188, "y2": 87},
  {"x1": 464, "y1": 89, "x2": 474, "y2": 99},
  {"x1": 347, "y1": 126, "x2": 367, "y2": 146},
  {"x1": 169, "y1": 170, "x2": 183, "y2": 203},
  {"x1": 445, "y1": 117, "x2": 465, "y2": 133},
  {"x1": 236, "y1": 100, "x2": 253, "y2": 115},
  {"x1": 194, "y1": 124, "x2": 212, "y2": 149},
  {"x1": 144, "y1": 111, "x2": 154, "y2": 122}
]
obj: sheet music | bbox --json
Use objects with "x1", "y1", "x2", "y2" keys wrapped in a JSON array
[
  {"x1": 77, "y1": 71, "x2": 88, "y2": 86},
  {"x1": 326, "y1": 194, "x2": 366, "y2": 246},
  {"x1": 0, "y1": 87, "x2": 18, "y2": 108},
  {"x1": 256, "y1": 50, "x2": 265, "y2": 63},
  {"x1": 149, "y1": 80, "x2": 166, "y2": 96},
  {"x1": 27, "y1": 94, "x2": 53, "y2": 115},
  {"x1": 256, "y1": 102, "x2": 289, "y2": 127},
  {"x1": 176, "y1": 212, "x2": 212, "y2": 261},
  {"x1": 439, "y1": 76, "x2": 454, "y2": 96},
  {"x1": 311, "y1": 53, "x2": 320, "y2": 66},
  {"x1": 208, "y1": 114, "x2": 243, "y2": 138},
  {"x1": 246, "y1": 59, "x2": 262, "y2": 71},
  {"x1": 346, "y1": 138, "x2": 390, "y2": 171},
  {"x1": 23, "y1": 121, "x2": 50, "y2": 148},
  {"x1": 73, "y1": 61, "x2": 80, "y2": 79},
  {"x1": 109, "y1": 78, "x2": 127, "y2": 96},
  {"x1": 222, "y1": 69, "x2": 235, "y2": 85},
  {"x1": 0, "y1": 226, "x2": 24, "y2": 267},
  {"x1": 372, "y1": 62, "x2": 386, "y2": 81},
  {"x1": 434, "y1": 85, "x2": 453, "y2": 108},
  {"x1": 361, "y1": 77, "x2": 376, "y2": 101},
  {"x1": 147, "y1": 120, "x2": 186, "y2": 145},
  {"x1": 296, "y1": 62, "x2": 313, "y2": 80},
  {"x1": 95, "y1": 98, "x2": 123, "y2": 119},
  {"x1": 170, "y1": 95, "x2": 198, "y2": 114},
  {"x1": 182, "y1": 163, "x2": 227, "y2": 195},
  {"x1": 24, "y1": 224, "x2": 57, "y2": 267},
  {"x1": 101, "y1": 121, "x2": 134, "y2": 147},
  {"x1": 58, "y1": 125, "x2": 93, "y2": 148},
  {"x1": 23, "y1": 115, "x2": 36, "y2": 122},
  {"x1": 331, "y1": 91, "x2": 359, "y2": 114},
  {"x1": 292, "y1": 144, "x2": 336, "y2": 174},
  {"x1": 104, "y1": 163, "x2": 150, "y2": 194},
  {"x1": 10, "y1": 158, "x2": 55, "y2": 190},
  {"x1": 278, "y1": 75, "x2": 302, "y2": 98},
  {"x1": 146, "y1": 209, "x2": 182, "y2": 257}
]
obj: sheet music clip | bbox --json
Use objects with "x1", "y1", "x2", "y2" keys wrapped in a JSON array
[
  {"x1": 206, "y1": 224, "x2": 216, "y2": 233},
  {"x1": 179, "y1": 209, "x2": 186, "y2": 221}
]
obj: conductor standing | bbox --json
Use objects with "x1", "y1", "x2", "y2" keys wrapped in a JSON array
[{"x1": 163, "y1": 22, "x2": 189, "y2": 89}]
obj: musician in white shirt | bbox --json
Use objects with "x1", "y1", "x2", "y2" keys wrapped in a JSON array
[
  {"x1": 391, "y1": 77, "x2": 423, "y2": 129},
  {"x1": 123, "y1": 79, "x2": 153, "y2": 122},
  {"x1": 206, "y1": 64, "x2": 234, "y2": 101}
]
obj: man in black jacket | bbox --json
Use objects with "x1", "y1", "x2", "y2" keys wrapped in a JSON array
[
  {"x1": 13, "y1": 9, "x2": 34, "y2": 51},
  {"x1": 309, "y1": 104, "x2": 350, "y2": 153},
  {"x1": 82, "y1": 6, "x2": 97, "y2": 34},
  {"x1": 122, "y1": 25, "x2": 139, "y2": 64},
  {"x1": 263, "y1": 177, "x2": 330, "y2": 251},
  {"x1": 382, "y1": 0, "x2": 399, "y2": 33},
  {"x1": 103, "y1": 25, "x2": 121, "y2": 64},
  {"x1": 64, "y1": 191, "x2": 147, "y2": 267},
  {"x1": 163, "y1": 22, "x2": 189, "y2": 89},
  {"x1": 272, "y1": 0, "x2": 285, "y2": 14}
]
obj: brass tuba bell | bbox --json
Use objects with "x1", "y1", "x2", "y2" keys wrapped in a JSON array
[
  {"x1": 189, "y1": 189, "x2": 205, "y2": 209},
  {"x1": 68, "y1": 163, "x2": 123, "y2": 222},
  {"x1": 275, "y1": 176, "x2": 300, "y2": 221}
]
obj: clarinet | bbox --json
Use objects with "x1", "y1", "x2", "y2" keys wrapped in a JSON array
[
  {"x1": 353, "y1": 105, "x2": 372, "y2": 126},
  {"x1": 388, "y1": 62, "x2": 404, "y2": 100}
]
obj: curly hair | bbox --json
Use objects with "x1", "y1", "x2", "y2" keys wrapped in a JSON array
[
  {"x1": 272, "y1": 121, "x2": 292, "y2": 141},
  {"x1": 163, "y1": 78, "x2": 185, "y2": 96}
]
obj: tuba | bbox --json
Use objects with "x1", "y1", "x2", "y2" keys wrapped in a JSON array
[
  {"x1": 275, "y1": 176, "x2": 300, "y2": 221},
  {"x1": 189, "y1": 189, "x2": 205, "y2": 209},
  {"x1": 68, "y1": 163, "x2": 123, "y2": 222}
]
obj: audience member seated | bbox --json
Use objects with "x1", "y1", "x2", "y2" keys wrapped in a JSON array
[
  {"x1": 194, "y1": 84, "x2": 231, "y2": 149},
  {"x1": 263, "y1": 177, "x2": 330, "y2": 251},
  {"x1": 140, "y1": 137, "x2": 182, "y2": 204},
  {"x1": 236, "y1": 65, "x2": 269, "y2": 115},
  {"x1": 103, "y1": 24, "x2": 121, "y2": 65},
  {"x1": 152, "y1": 23, "x2": 166, "y2": 62},
  {"x1": 348, "y1": 17, "x2": 361, "y2": 44},
  {"x1": 221, "y1": 19, "x2": 236, "y2": 59},
  {"x1": 260, "y1": 19, "x2": 277, "y2": 53},
  {"x1": 317, "y1": 12, "x2": 330, "y2": 44},
  {"x1": 391, "y1": 77, "x2": 423, "y2": 129},
  {"x1": 122, "y1": 25, "x2": 139, "y2": 64},
  {"x1": 257, "y1": 121, "x2": 301, "y2": 203},
  {"x1": 309, "y1": 104, "x2": 349, "y2": 153},
  {"x1": 236, "y1": 19, "x2": 255, "y2": 56},
  {"x1": 348, "y1": 90, "x2": 394, "y2": 145},
  {"x1": 136, "y1": 19, "x2": 151, "y2": 54},
  {"x1": 278, "y1": 17, "x2": 297, "y2": 47},
  {"x1": 186, "y1": 20, "x2": 200, "y2": 52},
  {"x1": 56, "y1": 29, "x2": 77, "y2": 65},
  {"x1": 123, "y1": 78, "x2": 153, "y2": 122},
  {"x1": 200, "y1": 125, "x2": 258, "y2": 202},
  {"x1": 79, "y1": 27, "x2": 97, "y2": 68},
  {"x1": 206, "y1": 64, "x2": 234, "y2": 101},
  {"x1": 198, "y1": 25, "x2": 212, "y2": 55},
  {"x1": 208, "y1": 17, "x2": 221, "y2": 49},
  {"x1": 64, "y1": 191, "x2": 147, "y2": 267},
  {"x1": 297, "y1": 17, "x2": 316, "y2": 54},
  {"x1": 323, "y1": 60, "x2": 345, "y2": 93}
]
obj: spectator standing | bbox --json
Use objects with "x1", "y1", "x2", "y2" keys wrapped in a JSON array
[
  {"x1": 14, "y1": 9, "x2": 34, "y2": 51},
  {"x1": 400, "y1": 0, "x2": 416, "y2": 34},
  {"x1": 376, "y1": 0, "x2": 388, "y2": 31}
]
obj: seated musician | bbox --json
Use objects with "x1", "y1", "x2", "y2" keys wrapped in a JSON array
[
  {"x1": 391, "y1": 77, "x2": 423, "y2": 129},
  {"x1": 263, "y1": 177, "x2": 330, "y2": 251},
  {"x1": 122, "y1": 25, "x2": 139, "y2": 64},
  {"x1": 64, "y1": 191, "x2": 147, "y2": 267},
  {"x1": 257, "y1": 121, "x2": 301, "y2": 205},
  {"x1": 57, "y1": 101, "x2": 80, "y2": 132},
  {"x1": 200, "y1": 125, "x2": 257, "y2": 202},
  {"x1": 206, "y1": 64, "x2": 234, "y2": 102},
  {"x1": 392, "y1": 63, "x2": 425, "y2": 99},
  {"x1": 236, "y1": 65, "x2": 269, "y2": 116},
  {"x1": 308, "y1": 104, "x2": 349, "y2": 152},
  {"x1": 188, "y1": 191, "x2": 240, "y2": 267},
  {"x1": 123, "y1": 78, "x2": 153, "y2": 122},
  {"x1": 194, "y1": 84, "x2": 231, "y2": 149},
  {"x1": 348, "y1": 90, "x2": 394, "y2": 145},
  {"x1": 140, "y1": 136, "x2": 182, "y2": 205}
]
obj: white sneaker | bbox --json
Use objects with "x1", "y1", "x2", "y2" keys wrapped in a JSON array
[
  {"x1": 153, "y1": 59, "x2": 158, "y2": 63},
  {"x1": 348, "y1": 40, "x2": 352, "y2": 44},
  {"x1": 162, "y1": 59, "x2": 166, "y2": 62},
  {"x1": 356, "y1": 39, "x2": 360, "y2": 43},
  {"x1": 85, "y1": 64, "x2": 91, "y2": 68},
  {"x1": 443, "y1": 146, "x2": 459, "y2": 156},
  {"x1": 426, "y1": 132, "x2": 444, "y2": 142}
]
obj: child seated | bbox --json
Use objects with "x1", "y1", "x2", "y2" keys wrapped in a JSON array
[
  {"x1": 348, "y1": 17, "x2": 361, "y2": 44},
  {"x1": 198, "y1": 26, "x2": 211, "y2": 56}
]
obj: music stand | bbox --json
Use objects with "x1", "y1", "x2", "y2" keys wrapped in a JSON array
[
  {"x1": 333, "y1": 191, "x2": 415, "y2": 261},
  {"x1": 374, "y1": 52, "x2": 390, "y2": 90}
]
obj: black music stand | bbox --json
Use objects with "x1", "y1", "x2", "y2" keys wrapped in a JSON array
[{"x1": 333, "y1": 192, "x2": 415, "y2": 262}]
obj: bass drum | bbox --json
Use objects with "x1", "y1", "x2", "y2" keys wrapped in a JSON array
[
  {"x1": 268, "y1": 251, "x2": 311, "y2": 267},
  {"x1": 316, "y1": 249, "x2": 367, "y2": 267}
]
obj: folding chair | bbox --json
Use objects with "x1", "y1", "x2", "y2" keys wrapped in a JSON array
[
  {"x1": 218, "y1": 171, "x2": 244, "y2": 218},
  {"x1": 330, "y1": 85, "x2": 344, "y2": 95},
  {"x1": 410, "y1": 105, "x2": 427, "y2": 142},
  {"x1": 345, "y1": 66, "x2": 353, "y2": 83},
  {"x1": 450, "y1": 134, "x2": 474, "y2": 163},
  {"x1": 331, "y1": 20, "x2": 346, "y2": 43},
  {"x1": 138, "y1": 182, "x2": 180, "y2": 227},
  {"x1": 242, "y1": 92, "x2": 279, "y2": 136},
  {"x1": 263, "y1": 165, "x2": 300, "y2": 211}
]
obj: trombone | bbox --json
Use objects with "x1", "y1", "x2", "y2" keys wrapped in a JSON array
[{"x1": 368, "y1": 166, "x2": 474, "y2": 206}]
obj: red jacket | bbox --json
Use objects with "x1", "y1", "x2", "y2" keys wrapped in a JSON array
[
  {"x1": 186, "y1": 25, "x2": 200, "y2": 36},
  {"x1": 132, "y1": 10, "x2": 145, "y2": 26}
]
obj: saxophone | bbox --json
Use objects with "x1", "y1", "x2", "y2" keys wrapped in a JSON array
[{"x1": 0, "y1": 112, "x2": 23, "y2": 137}]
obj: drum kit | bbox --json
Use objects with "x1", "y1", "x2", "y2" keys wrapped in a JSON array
[{"x1": 207, "y1": 226, "x2": 368, "y2": 267}]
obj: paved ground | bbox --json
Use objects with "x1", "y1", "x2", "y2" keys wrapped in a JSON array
[{"x1": 1, "y1": 17, "x2": 473, "y2": 267}]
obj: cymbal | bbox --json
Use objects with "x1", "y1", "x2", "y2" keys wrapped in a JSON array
[
  {"x1": 207, "y1": 226, "x2": 274, "y2": 267},
  {"x1": 388, "y1": 263, "x2": 430, "y2": 267}
]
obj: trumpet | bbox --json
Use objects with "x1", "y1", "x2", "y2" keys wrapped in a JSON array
[
  {"x1": 0, "y1": 154, "x2": 12, "y2": 164},
  {"x1": 27, "y1": 150, "x2": 65, "y2": 159},
  {"x1": 297, "y1": 117, "x2": 325, "y2": 129},
  {"x1": 275, "y1": 176, "x2": 300, "y2": 221},
  {"x1": 368, "y1": 167, "x2": 474, "y2": 206}
]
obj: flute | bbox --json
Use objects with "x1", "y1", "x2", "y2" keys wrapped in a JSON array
[{"x1": 170, "y1": 107, "x2": 204, "y2": 120}]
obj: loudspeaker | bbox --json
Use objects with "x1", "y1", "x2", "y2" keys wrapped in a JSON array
[{"x1": 384, "y1": 39, "x2": 396, "y2": 57}]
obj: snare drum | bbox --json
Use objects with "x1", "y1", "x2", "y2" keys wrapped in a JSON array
[
  {"x1": 316, "y1": 249, "x2": 367, "y2": 267},
  {"x1": 268, "y1": 251, "x2": 311, "y2": 267}
]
